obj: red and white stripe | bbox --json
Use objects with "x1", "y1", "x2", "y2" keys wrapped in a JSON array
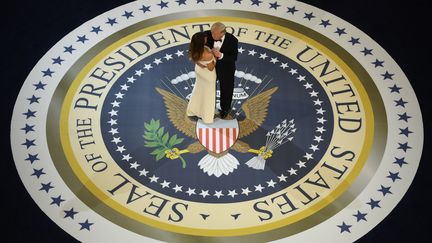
[{"x1": 198, "y1": 128, "x2": 238, "y2": 153}]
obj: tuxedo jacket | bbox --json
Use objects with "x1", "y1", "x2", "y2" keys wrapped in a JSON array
[{"x1": 204, "y1": 31, "x2": 238, "y2": 77}]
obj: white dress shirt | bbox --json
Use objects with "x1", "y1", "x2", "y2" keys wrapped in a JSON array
[{"x1": 213, "y1": 35, "x2": 225, "y2": 59}]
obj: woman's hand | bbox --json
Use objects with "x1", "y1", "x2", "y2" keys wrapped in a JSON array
[{"x1": 212, "y1": 48, "x2": 222, "y2": 59}]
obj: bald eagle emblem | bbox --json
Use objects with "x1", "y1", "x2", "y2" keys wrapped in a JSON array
[{"x1": 149, "y1": 87, "x2": 296, "y2": 177}]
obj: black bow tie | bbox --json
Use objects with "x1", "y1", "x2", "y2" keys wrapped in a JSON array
[{"x1": 214, "y1": 40, "x2": 222, "y2": 42}]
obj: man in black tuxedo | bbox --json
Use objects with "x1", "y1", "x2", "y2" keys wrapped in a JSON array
[{"x1": 204, "y1": 22, "x2": 238, "y2": 119}]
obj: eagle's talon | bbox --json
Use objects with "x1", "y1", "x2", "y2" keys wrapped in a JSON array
[
  {"x1": 263, "y1": 150, "x2": 273, "y2": 159},
  {"x1": 165, "y1": 148, "x2": 189, "y2": 160},
  {"x1": 165, "y1": 149, "x2": 179, "y2": 159},
  {"x1": 248, "y1": 146, "x2": 273, "y2": 159}
]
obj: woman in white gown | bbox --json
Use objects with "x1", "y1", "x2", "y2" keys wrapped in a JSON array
[{"x1": 186, "y1": 32, "x2": 217, "y2": 124}]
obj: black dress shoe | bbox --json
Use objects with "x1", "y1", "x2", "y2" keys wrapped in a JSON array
[{"x1": 220, "y1": 111, "x2": 227, "y2": 119}]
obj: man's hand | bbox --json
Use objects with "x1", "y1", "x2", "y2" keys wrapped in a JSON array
[{"x1": 212, "y1": 48, "x2": 222, "y2": 58}]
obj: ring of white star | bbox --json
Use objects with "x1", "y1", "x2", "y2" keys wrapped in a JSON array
[{"x1": 105, "y1": 46, "x2": 329, "y2": 200}]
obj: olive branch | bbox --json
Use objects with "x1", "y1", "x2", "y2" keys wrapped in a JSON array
[{"x1": 143, "y1": 119, "x2": 186, "y2": 168}]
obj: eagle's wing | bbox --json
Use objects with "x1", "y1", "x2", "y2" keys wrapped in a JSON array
[
  {"x1": 156, "y1": 88, "x2": 196, "y2": 139},
  {"x1": 238, "y1": 87, "x2": 278, "y2": 138}
]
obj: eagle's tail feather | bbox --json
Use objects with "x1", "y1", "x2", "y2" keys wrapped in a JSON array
[{"x1": 198, "y1": 153, "x2": 239, "y2": 177}]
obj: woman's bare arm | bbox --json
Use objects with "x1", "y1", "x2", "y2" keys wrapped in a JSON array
[{"x1": 202, "y1": 51, "x2": 215, "y2": 71}]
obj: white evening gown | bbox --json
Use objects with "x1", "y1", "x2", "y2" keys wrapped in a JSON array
[{"x1": 186, "y1": 53, "x2": 216, "y2": 124}]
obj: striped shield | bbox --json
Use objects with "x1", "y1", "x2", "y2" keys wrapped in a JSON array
[{"x1": 196, "y1": 118, "x2": 239, "y2": 154}]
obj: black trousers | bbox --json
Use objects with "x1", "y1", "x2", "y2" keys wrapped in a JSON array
[{"x1": 217, "y1": 65, "x2": 235, "y2": 113}]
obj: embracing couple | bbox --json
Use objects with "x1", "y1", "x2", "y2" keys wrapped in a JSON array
[{"x1": 186, "y1": 22, "x2": 238, "y2": 124}]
